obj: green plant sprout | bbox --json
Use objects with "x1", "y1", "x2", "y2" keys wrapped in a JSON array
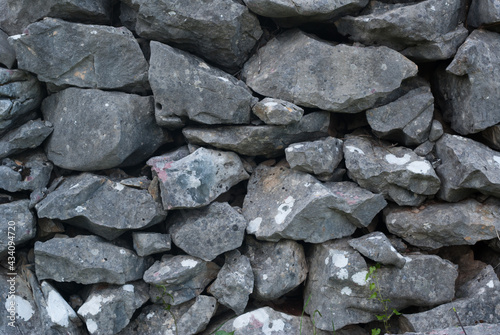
[
  {"x1": 155, "y1": 284, "x2": 179, "y2": 335},
  {"x1": 451, "y1": 307, "x2": 467, "y2": 335},
  {"x1": 300, "y1": 295, "x2": 325, "y2": 335}
]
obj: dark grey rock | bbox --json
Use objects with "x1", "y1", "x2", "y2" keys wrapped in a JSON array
[
  {"x1": 366, "y1": 86, "x2": 434, "y2": 146},
  {"x1": 0, "y1": 119, "x2": 52, "y2": 159},
  {"x1": 402, "y1": 324, "x2": 500, "y2": 335},
  {"x1": 285, "y1": 137, "x2": 344, "y2": 175},
  {"x1": 183, "y1": 111, "x2": 330, "y2": 157},
  {"x1": 252, "y1": 98, "x2": 304, "y2": 125},
  {"x1": 335, "y1": 0, "x2": 469, "y2": 61},
  {"x1": 169, "y1": 202, "x2": 247, "y2": 261},
  {"x1": 176, "y1": 295, "x2": 217, "y2": 335},
  {"x1": 435, "y1": 30, "x2": 500, "y2": 134},
  {"x1": 244, "y1": 236, "x2": 307, "y2": 301},
  {"x1": 467, "y1": 0, "x2": 500, "y2": 31},
  {"x1": 149, "y1": 41, "x2": 253, "y2": 129},
  {"x1": 34, "y1": 235, "x2": 149, "y2": 284},
  {"x1": 348, "y1": 232, "x2": 406, "y2": 268},
  {"x1": 42, "y1": 88, "x2": 169, "y2": 171},
  {"x1": 429, "y1": 120, "x2": 444, "y2": 142},
  {"x1": 344, "y1": 135, "x2": 440, "y2": 206},
  {"x1": 146, "y1": 146, "x2": 191, "y2": 167},
  {"x1": 0, "y1": 29, "x2": 16, "y2": 69},
  {"x1": 435, "y1": 134, "x2": 500, "y2": 202},
  {"x1": 482, "y1": 125, "x2": 500, "y2": 151},
  {"x1": 414, "y1": 141, "x2": 434, "y2": 157},
  {"x1": 9, "y1": 18, "x2": 149, "y2": 93},
  {"x1": 0, "y1": 152, "x2": 52, "y2": 193},
  {"x1": 207, "y1": 250, "x2": 254, "y2": 315},
  {"x1": 242, "y1": 29, "x2": 418, "y2": 113},
  {"x1": 132, "y1": 232, "x2": 171, "y2": 257},
  {"x1": 0, "y1": 200, "x2": 35, "y2": 258}
]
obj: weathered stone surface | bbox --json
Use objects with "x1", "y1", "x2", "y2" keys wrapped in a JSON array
[
  {"x1": 207, "y1": 250, "x2": 254, "y2": 315},
  {"x1": 0, "y1": 29, "x2": 15, "y2": 69},
  {"x1": 435, "y1": 30, "x2": 500, "y2": 135},
  {"x1": 9, "y1": 18, "x2": 149, "y2": 93},
  {"x1": 77, "y1": 281, "x2": 149, "y2": 335},
  {"x1": 344, "y1": 135, "x2": 440, "y2": 206},
  {"x1": 0, "y1": 200, "x2": 36, "y2": 258},
  {"x1": 467, "y1": 0, "x2": 500, "y2": 31},
  {"x1": 0, "y1": 119, "x2": 52, "y2": 159},
  {"x1": 435, "y1": 134, "x2": 500, "y2": 202},
  {"x1": 132, "y1": 232, "x2": 171, "y2": 257},
  {"x1": 122, "y1": 0, "x2": 262, "y2": 72},
  {"x1": 0, "y1": 152, "x2": 52, "y2": 193},
  {"x1": 348, "y1": 232, "x2": 406, "y2": 268},
  {"x1": 366, "y1": 86, "x2": 434, "y2": 146},
  {"x1": 42, "y1": 88, "x2": 169, "y2": 171},
  {"x1": 285, "y1": 137, "x2": 344, "y2": 175},
  {"x1": 429, "y1": 120, "x2": 444, "y2": 142},
  {"x1": 184, "y1": 111, "x2": 330, "y2": 157},
  {"x1": 169, "y1": 202, "x2": 247, "y2": 261},
  {"x1": 36, "y1": 173, "x2": 166, "y2": 240},
  {"x1": 149, "y1": 147, "x2": 249, "y2": 210},
  {"x1": 335, "y1": 0, "x2": 468, "y2": 61},
  {"x1": 116, "y1": 304, "x2": 185, "y2": 335},
  {"x1": 252, "y1": 98, "x2": 304, "y2": 125},
  {"x1": 242, "y1": 29, "x2": 417, "y2": 113},
  {"x1": 385, "y1": 198, "x2": 500, "y2": 249},
  {"x1": 176, "y1": 295, "x2": 217, "y2": 335},
  {"x1": 149, "y1": 41, "x2": 253, "y2": 129},
  {"x1": 402, "y1": 324, "x2": 500, "y2": 335}
]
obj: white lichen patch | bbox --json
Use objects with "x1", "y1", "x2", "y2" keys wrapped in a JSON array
[
  {"x1": 337, "y1": 268, "x2": 349, "y2": 280},
  {"x1": 47, "y1": 289, "x2": 77, "y2": 327},
  {"x1": 114, "y1": 183, "x2": 125, "y2": 191},
  {"x1": 181, "y1": 259, "x2": 198, "y2": 268},
  {"x1": 5, "y1": 296, "x2": 34, "y2": 321},
  {"x1": 493, "y1": 156, "x2": 500, "y2": 166},
  {"x1": 90, "y1": 249, "x2": 99, "y2": 256},
  {"x1": 385, "y1": 154, "x2": 411, "y2": 165},
  {"x1": 86, "y1": 319, "x2": 98, "y2": 333},
  {"x1": 263, "y1": 319, "x2": 285, "y2": 334},
  {"x1": 351, "y1": 271, "x2": 368, "y2": 286},
  {"x1": 186, "y1": 174, "x2": 202, "y2": 188},
  {"x1": 341, "y1": 287, "x2": 352, "y2": 296},
  {"x1": 263, "y1": 274, "x2": 268, "y2": 280},
  {"x1": 122, "y1": 284, "x2": 134, "y2": 293},
  {"x1": 78, "y1": 295, "x2": 114, "y2": 316},
  {"x1": 346, "y1": 146, "x2": 364, "y2": 155},
  {"x1": 407, "y1": 161, "x2": 432, "y2": 174},
  {"x1": 274, "y1": 196, "x2": 295, "y2": 224},
  {"x1": 247, "y1": 217, "x2": 262, "y2": 234},
  {"x1": 9, "y1": 34, "x2": 24, "y2": 40},
  {"x1": 329, "y1": 250, "x2": 349, "y2": 268},
  {"x1": 146, "y1": 312, "x2": 155, "y2": 319},
  {"x1": 487, "y1": 280, "x2": 495, "y2": 288},
  {"x1": 119, "y1": 249, "x2": 127, "y2": 255},
  {"x1": 75, "y1": 206, "x2": 86, "y2": 212},
  {"x1": 233, "y1": 308, "x2": 268, "y2": 329},
  {"x1": 264, "y1": 101, "x2": 278, "y2": 107}
]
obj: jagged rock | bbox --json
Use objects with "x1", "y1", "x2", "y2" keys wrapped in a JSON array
[
  {"x1": 414, "y1": 141, "x2": 434, "y2": 158},
  {"x1": 149, "y1": 41, "x2": 253, "y2": 129},
  {"x1": 0, "y1": 29, "x2": 15, "y2": 68},
  {"x1": 0, "y1": 119, "x2": 52, "y2": 159},
  {"x1": 183, "y1": 111, "x2": 330, "y2": 157},
  {"x1": 435, "y1": 134, "x2": 500, "y2": 202},
  {"x1": 116, "y1": 304, "x2": 185, "y2": 335},
  {"x1": 144, "y1": 255, "x2": 220, "y2": 306},
  {"x1": 242, "y1": 29, "x2": 418, "y2": 113},
  {"x1": 244, "y1": 236, "x2": 307, "y2": 301},
  {"x1": 121, "y1": 0, "x2": 262, "y2": 72},
  {"x1": 148, "y1": 147, "x2": 248, "y2": 210},
  {"x1": 335, "y1": 0, "x2": 469, "y2": 61},
  {"x1": 176, "y1": 295, "x2": 217, "y2": 335},
  {"x1": 467, "y1": 0, "x2": 500, "y2": 31},
  {"x1": 0, "y1": 152, "x2": 52, "y2": 193},
  {"x1": 252, "y1": 98, "x2": 304, "y2": 125},
  {"x1": 343, "y1": 135, "x2": 440, "y2": 206},
  {"x1": 429, "y1": 120, "x2": 444, "y2": 142},
  {"x1": 366, "y1": 86, "x2": 434, "y2": 146},
  {"x1": 169, "y1": 202, "x2": 247, "y2": 261},
  {"x1": 41, "y1": 88, "x2": 169, "y2": 171},
  {"x1": 9, "y1": 18, "x2": 149, "y2": 93},
  {"x1": 77, "y1": 281, "x2": 149, "y2": 335},
  {"x1": 402, "y1": 324, "x2": 500, "y2": 335},
  {"x1": 207, "y1": 250, "x2": 254, "y2": 315},
  {"x1": 285, "y1": 137, "x2": 344, "y2": 175},
  {"x1": 132, "y1": 232, "x2": 171, "y2": 257},
  {"x1": 348, "y1": 232, "x2": 406, "y2": 268},
  {"x1": 482, "y1": 125, "x2": 500, "y2": 150},
  {"x1": 0, "y1": 200, "x2": 36, "y2": 258},
  {"x1": 304, "y1": 239, "x2": 457, "y2": 331},
  {"x1": 385, "y1": 198, "x2": 500, "y2": 249},
  {"x1": 36, "y1": 173, "x2": 166, "y2": 240},
  {"x1": 34, "y1": 235, "x2": 149, "y2": 284},
  {"x1": 118, "y1": 176, "x2": 150, "y2": 190},
  {"x1": 435, "y1": 30, "x2": 500, "y2": 135}
]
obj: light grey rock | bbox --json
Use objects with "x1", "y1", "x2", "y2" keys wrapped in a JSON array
[
  {"x1": 242, "y1": 29, "x2": 418, "y2": 113},
  {"x1": 122, "y1": 0, "x2": 262, "y2": 72},
  {"x1": 435, "y1": 30, "x2": 500, "y2": 134},
  {"x1": 169, "y1": 202, "x2": 247, "y2": 261},
  {"x1": 118, "y1": 176, "x2": 150, "y2": 190},
  {"x1": 343, "y1": 135, "x2": 440, "y2": 206},
  {"x1": 116, "y1": 304, "x2": 186, "y2": 335},
  {"x1": 36, "y1": 173, "x2": 167, "y2": 240},
  {"x1": 34, "y1": 235, "x2": 149, "y2": 284},
  {"x1": 0, "y1": 200, "x2": 36, "y2": 258},
  {"x1": 207, "y1": 250, "x2": 254, "y2": 315},
  {"x1": 402, "y1": 324, "x2": 500, "y2": 335},
  {"x1": 428, "y1": 120, "x2": 444, "y2": 142},
  {"x1": 42, "y1": 88, "x2": 169, "y2": 171},
  {"x1": 366, "y1": 86, "x2": 434, "y2": 146},
  {"x1": 0, "y1": 29, "x2": 15, "y2": 69},
  {"x1": 414, "y1": 141, "x2": 434, "y2": 157},
  {"x1": 0, "y1": 119, "x2": 52, "y2": 159},
  {"x1": 176, "y1": 295, "x2": 217, "y2": 335},
  {"x1": 285, "y1": 137, "x2": 344, "y2": 175},
  {"x1": 335, "y1": 0, "x2": 469, "y2": 61},
  {"x1": 77, "y1": 281, "x2": 149, "y2": 335},
  {"x1": 252, "y1": 98, "x2": 304, "y2": 125},
  {"x1": 435, "y1": 134, "x2": 500, "y2": 202},
  {"x1": 482, "y1": 125, "x2": 500, "y2": 151},
  {"x1": 0, "y1": 152, "x2": 52, "y2": 193},
  {"x1": 348, "y1": 232, "x2": 406, "y2": 268},
  {"x1": 149, "y1": 41, "x2": 253, "y2": 129},
  {"x1": 9, "y1": 18, "x2": 149, "y2": 93},
  {"x1": 244, "y1": 236, "x2": 307, "y2": 301},
  {"x1": 385, "y1": 198, "x2": 500, "y2": 249},
  {"x1": 149, "y1": 147, "x2": 249, "y2": 210},
  {"x1": 132, "y1": 232, "x2": 171, "y2": 257},
  {"x1": 467, "y1": 0, "x2": 500, "y2": 31}
]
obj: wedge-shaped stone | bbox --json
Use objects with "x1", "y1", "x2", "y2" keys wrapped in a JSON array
[
  {"x1": 0, "y1": 119, "x2": 53, "y2": 159},
  {"x1": 467, "y1": 0, "x2": 500, "y2": 32},
  {"x1": 132, "y1": 232, "x2": 171, "y2": 257},
  {"x1": 348, "y1": 232, "x2": 406, "y2": 268},
  {"x1": 252, "y1": 98, "x2": 303, "y2": 125},
  {"x1": 285, "y1": 137, "x2": 344, "y2": 176},
  {"x1": 0, "y1": 200, "x2": 36, "y2": 258}
]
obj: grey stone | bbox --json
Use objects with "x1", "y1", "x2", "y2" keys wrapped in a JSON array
[
  {"x1": 77, "y1": 281, "x2": 149, "y2": 335},
  {"x1": 402, "y1": 324, "x2": 500, "y2": 335},
  {"x1": 9, "y1": 18, "x2": 149, "y2": 93},
  {"x1": 366, "y1": 86, "x2": 434, "y2": 146},
  {"x1": 435, "y1": 134, "x2": 500, "y2": 202},
  {"x1": 169, "y1": 202, "x2": 247, "y2": 261},
  {"x1": 435, "y1": 30, "x2": 500, "y2": 134},
  {"x1": 118, "y1": 176, "x2": 150, "y2": 190},
  {"x1": 344, "y1": 135, "x2": 440, "y2": 206},
  {"x1": 132, "y1": 232, "x2": 171, "y2": 257},
  {"x1": 146, "y1": 146, "x2": 190, "y2": 167},
  {"x1": 414, "y1": 141, "x2": 434, "y2": 157},
  {"x1": 148, "y1": 147, "x2": 249, "y2": 210},
  {"x1": 348, "y1": 232, "x2": 406, "y2": 268},
  {"x1": 0, "y1": 200, "x2": 35, "y2": 258},
  {"x1": 467, "y1": 0, "x2": 500, "y2": 31},
  {"x1": 207, "y1": 250, "x2": 254, "y2": 315},
  {"x1": 242, "y1": 29, "x2": 418, "y2": 113},
  {"x1": 285, "y1": 137, "x2": 344, "y2": 175},
  {"x1": 429, "y1": 120, "x2": 444, "y2": 142},
  {"x1": 0, "y1": 29, "x2": 16, "y2": 69},
  {"x1": 252, "y1": 98, "x2": 304, "y2": 125},
  {"x1": 244, "y1": 236, "x2": 307, "y2": 301},
  {"x1": 176, "y1": 295, "x2": 217, "y2": 335},
  {"x1": 183, "y1": 111, "x2": 330, "y2": 157},
  {"x1": 385, "y1": 198, "x2": 500, "y2": 249},
  {"x1": 116, "y1": 304, "x2": 186, "y2": 335},
  {"x1": 482, "y1": 125, "x2": 500, "y2": 151},
  {"x1": 149, "y1": 41, "x2": 253, "y2": 129},
  {"x1": 335, "y1": 0, "x2": 469, "y2": 61},
  {"x1": 42, "y1": 88, "x2": 169, "y2": 171},
  {"x1": 0, "y1": 152, "x2": 52, "y2": 193},
  {"x1": 0, "y1": 119, "x2": 52, "y2": 159},
  {"x1": 34, "y1": 235, "x2": 149, "y2": 284}
]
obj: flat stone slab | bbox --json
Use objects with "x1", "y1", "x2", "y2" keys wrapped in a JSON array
[
  {"x1": 285, "y1": 136, "x2": 344, "y2": 175},
  {"x1": 252, "y1": 98, "x2": 304, "y2": 125},
  {"x1": 0, "y1": 119, "x2": 53, "y2": 159},
  {"x1": 348, "y1": 232, "x2": 406, "y2": 268},
  {"x1": 0, "y1": 200, "x2": 36, "y2": 258},
  {"x1": 132, "y1": 232, "x2": 171, "y2": 257}
]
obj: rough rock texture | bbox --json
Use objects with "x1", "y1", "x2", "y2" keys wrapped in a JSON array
[
  {"x1": 0, "y1": 151, "x2": 52, "y2": 193},
  {"x1": 0, "y1": 29, "x2": 16, "y2": 69},
  {"x1": 252, "y1": 98, "x2": 304, "y2": 125},
  {"x1": 467, "y1": 0, "x2": 500, "y2": 31},
  {"x1": 0, "y1": 119, "x2": 52, "y2": 159},
  {"x1": 403, "y1": 324, "x2": 500, "y2": 335},
  {"x1": 175, "y1": 295, "x2": 217, "y2": 335},
  {"x1": 132, "y1": 232, "x2": 171, "y2": 257},
  {"x1": 285, "y1": 136, "x2": 344, "y2": 175},
  {"x1": 348, "y1": 232, "x2": 406, "y2": 268},
  {"x1": 0, "y1": 200, "x2": 36, "y2": 257},
  {"x1": 482, "y1": 125, "x2": 500, "y2": 150}
]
